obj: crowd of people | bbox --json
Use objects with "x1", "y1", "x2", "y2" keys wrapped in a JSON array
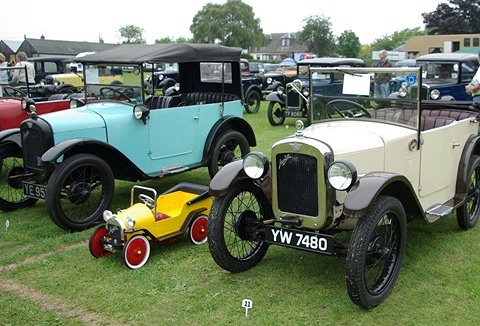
[{"x1": 0, "y1": 51, "x2": 36, "y2": 86}]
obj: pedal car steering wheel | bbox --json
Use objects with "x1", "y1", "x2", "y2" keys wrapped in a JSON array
[{"x1": 138, "y1": 194, "x2": 155, "y2": 208}]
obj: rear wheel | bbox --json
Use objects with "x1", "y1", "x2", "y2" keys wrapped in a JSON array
[
  {"x1": 208, "y1": 130, "x2": 250, "y2": 178},
  {"x1": 207, "y1": 179, "x2": 271, "y2": 273},
  {"x1": 123, "y1": 235, "x2": 150, "y2": 269},
  {"x1": 0, "y1": 142, "x2": 38, "y2": 211},
  {"x1": 46, "y1": 154, "x2": 115, "y2": 232},
  {"x1": 244, "y1": 90, "x2": 261, "y2": 114},
  {"x1": 346, "y1": 195, "x2": 407, "y2": 309},
  {"x1": 89, "y1": 226, "x2": 112, "y2": 258},
  {"x1": 189, "y1": 214, "x2": 208, "y2": 244},
  {"x1": 267, "y1": 101, "x2": 285, "y2": 126},
  {"x1": 457, "y1": 155, "x2": 480, "y2": 229}
]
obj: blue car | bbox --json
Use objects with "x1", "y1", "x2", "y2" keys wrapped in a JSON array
[
  {"x1": 0, "y1": 43, "x2": 255, "y2": 231},
  {"x1": 415, "y1": 52, "x2": 479, "y2": 101}
]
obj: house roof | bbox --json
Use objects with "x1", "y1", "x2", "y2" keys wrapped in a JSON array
[
  {"x1": 20, "y1": 38, "x2": 117, "y2": 56},
  {"x1": 256, "y1": 32, "x2": 307, "y2": 55}
]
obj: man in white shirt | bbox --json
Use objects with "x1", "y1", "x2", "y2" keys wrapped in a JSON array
[
  {"x1": 466, "y1": 51, "x2": 480, "y2": 103},
  {"x1": 12, "y1": 52, "x2": 35, "y2": 85}
]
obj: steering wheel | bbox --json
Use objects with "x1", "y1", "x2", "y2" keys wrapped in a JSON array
[
  {"x1": 138, "y1": 194, "x2": 155, "y2": 208},
  {"x1": 2, "y1": 86, "x2": 28, "y2": 98},
  {"x1": 325, "y1": 99, "x2": 371, "y2": 118},
  {"x1": 99, "y1": 87, "x2": 133, "y2": 102}
]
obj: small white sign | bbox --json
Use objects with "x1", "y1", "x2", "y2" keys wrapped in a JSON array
[
  {"x1": 5, "y1": 220, "x2": 9, "y2": 233},
  {"x1": 242, "y1": 299, "x2": 252, "y2": 317}
]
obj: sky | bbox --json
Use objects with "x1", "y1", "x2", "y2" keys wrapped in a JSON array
[{"x1": 2, "y1": 0, "x2": 444, "y2": 46}]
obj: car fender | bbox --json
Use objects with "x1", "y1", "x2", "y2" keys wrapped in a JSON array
[
  {"x1": 0, "y1": 128, "x2": 21, "y2": 147},
  {"x1": 456, "y1": 134, "x2": 480, "y2": 195},
  {"x1": 267, "y1": 80, "x2": 283, "y2": 91},
  {"x1": 265, "y1": 92, "x2": 285, "y2": 104},
  {"x1": 203, "y1": 116, "x2": 256, "y2": 161},
  {"x1": 343, "y1": 172, "x2": 423, "y2": 220},
  {"x1": 244, "y1": 83, "x2": 262, "y2": 98}
]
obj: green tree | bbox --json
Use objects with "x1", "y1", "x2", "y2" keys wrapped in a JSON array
[
  {"x1": 190, "y1": 0, "x2": 265, "y2": 49},
  {"x1": 371, "y1": 28, "x2": 425, "y2": 51},
  {"x1": 422, "y1": 0, "x2": 480, "y2": 34},
  {"x1": 297, "y1": 15, "x2": 335, "y2": 57},
  {"x1": 118, "y1": 24, "x2": 145, "y2": 44},
  {"x1": 337, "y1": 30, "x2": 361, "y2": 57}
]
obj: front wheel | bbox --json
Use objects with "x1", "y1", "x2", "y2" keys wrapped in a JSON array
[
  {"x1": 456, "y1": 155, "x2": 480, "y2": 229},
  {"x1": 208, "y1": 130, "x2": 250, "y2": 178},
  {"x1": 89, "y1": 226, "x2": 112, "y2": 258},
  {"x1": 207, "y1": 179, "x2": 272, "y2": 273},
  {"x1": 244, "y1": 90, "x2": 261, "y2": 114},
  {"x1": 0, "y1": 142, "x2": 38, "y2": 211},
  {"x1": 267, "y1": 101, "x2": 285, "y2": 126},
  {"x1": 46, "y1": 154, "x2": 115, "y2": 232},
  {"x1": 346, "y1": 195, "x2": 407, "y2": 309},
  {"x1": 123, "y1": 235, "x2": 151, "y2": 269}
]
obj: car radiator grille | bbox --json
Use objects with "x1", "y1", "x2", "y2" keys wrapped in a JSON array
[
  {"x1": 22, "y1": 127, "x2": 47, "y2": 169},
  {"x1": 275, "y1": 153, "x2": 318, "y2": 216}
]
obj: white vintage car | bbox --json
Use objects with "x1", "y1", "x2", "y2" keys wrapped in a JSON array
[{"x1": 206, "y1": 66, "x2": 480, "y2": 309}]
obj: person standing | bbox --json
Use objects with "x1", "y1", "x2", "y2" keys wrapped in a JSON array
[
  {"x1": 11, "y1": 52, "x2": 35, "y2": 85},
  {"x1": 374, "y1": 50, "x2": 394, "y2": 98},
  {"x1": 465, "y1": 51, "x2": 480, "y2": 104},
  {"x1": 0, "y1": 52, "x2": 8, "y2": 85}
]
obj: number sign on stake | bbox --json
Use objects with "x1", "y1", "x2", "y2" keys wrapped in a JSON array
[
  {"x1": 6, "y1": 220, "x2": 9, "y2": 233},
  {"x1": 242, "y1": 299, "x2": 252, "y2": 317}
]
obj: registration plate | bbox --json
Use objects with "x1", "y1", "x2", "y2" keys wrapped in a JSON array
[
  {"x1": 22, "y1": 182, "x2": 46, "y2": 200},
  {"x1": 265, "y1": 225, "x2": 334, "y2": 255}
]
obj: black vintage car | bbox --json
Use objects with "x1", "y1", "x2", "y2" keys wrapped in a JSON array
[
  {"x1": 240, "y1": 59, "x2": 263, "y2": 114},
  {"x1": 266, "y1": 57, "x2": 365, "y2": 125}
]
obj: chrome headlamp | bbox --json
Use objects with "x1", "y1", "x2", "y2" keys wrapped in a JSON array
[
  {"x1": 243, "y1": 152, "x2": 269, "y2": 179},
  {"x1": 430, "y1": 89, "x2": 440, "y2": 100},
  {"x1": 327, "y1": 161, "x2": 357, "y2": 191}
]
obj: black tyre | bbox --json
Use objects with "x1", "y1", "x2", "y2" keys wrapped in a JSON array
[
  {"x1": 0, "y1": 142, "x2": 38, "y2": 211},
  {"x1": 267, "y1": 101, "x2": 285, "y2": 126},
  {"x1": 207, "y1": 179, "x2": 271, "y2": 273},
  {"x1": 456, "y1": 155, "x2": 480, "y2": 229},
  {"x1": 208, "y1": 130, "x2": 250, "y2": 178},
  {"x1": 346, "y1": 195, "x2": 407, "y2": 309},
  {"x1": 45, "y1": 154, "x2": 115, "y2": 232},
  {"x1": 244, "y1": 90, "x2": 261, "y2": 114}
]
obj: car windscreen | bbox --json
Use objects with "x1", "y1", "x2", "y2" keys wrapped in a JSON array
[{"x1": 303, "y1": 67, "x2": 421, "y2": 129}]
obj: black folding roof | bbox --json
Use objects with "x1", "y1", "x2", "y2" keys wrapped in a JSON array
[{"x1": 79, "y1": 43, "x2": 242, "y2": 64}]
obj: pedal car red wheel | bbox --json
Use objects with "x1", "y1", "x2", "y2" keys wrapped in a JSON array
[
  {"x1": 89, "y1": 226, "x2": 112, "y2": 258},
  {"x1": 189, "y1": 214, "x2": 208, "y2": 245},
  {"x1": 122, "y1": 235, "x2": 150, "y2": 269}
]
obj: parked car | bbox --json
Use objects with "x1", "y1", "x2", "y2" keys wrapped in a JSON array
[
  {"x1": 259, "y1": 64, "x2": 298, "y2": 97},
  {"x1": 28, "y1": 56, "x2": 74, "y2": 84},
  {"x1": 0, "y1": 43, "x2": 256, "y2": 232},
  {"x1": 143, "y1": 63, "x2": 180, "y2": 95},
  {"x1": 206, "y1": 66, "x2": 480, "y2": 309},
  {"x1": 0, "y1": 66, "x2": 85, "y2": 131},
  {"x1": 266, "y1": 57, "x2": 365, "y2": 126},
  {"x1": 413, "y1": 52, "x2": 479, "y2": 100},
  {"x1": 89, "y1": 182, "x2": 212, "y2": 269},
  {"x1": 240, "y1": 59, "x2": 263, "y2": 114}
]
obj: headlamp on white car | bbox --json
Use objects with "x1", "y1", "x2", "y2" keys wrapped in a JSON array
[
  {"x1": 243, "y1": 152, "x2": 269, "y2": 179},
  {"x1": 327, "y1": 161, "x2": 357, "y2": 191}
]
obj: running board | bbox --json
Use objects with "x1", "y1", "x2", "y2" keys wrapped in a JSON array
[
  {"x1": 162, "y1": 165, "x2": 189, "y2": 174},
  {"x1": 425, "y1": 204, "x2": 453, "y2": 223}
]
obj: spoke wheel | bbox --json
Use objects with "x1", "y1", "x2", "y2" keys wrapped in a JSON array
[
  {"x1": 123, "y1": 235, "x2": 150, "y2": 269},
  {"x1": 89, "y1": 226, "x2": 112, "y2": 258},
  {"x1": 46, "y1": 154, "x2": 114, "y2": 232},
  {"x1": 189, "y1": 214, "x2": 209, "y2": 245},
  {"x1": 208, "y1": 130, "x2": 250, "y2": 178},
  {"x1": 244, "y1": 90, "x2": 261, "y2": 114},
  {"x1": 267, "y1": 101, "x2": 285, "y2": 126},
  {"x1": 457, "y1": 155, "x2": 480, "y2": 229},
  {"x1": 346, "y1": 195, "x2": 406, "y2": 309},
  {"x1": 207, "y1": 179, "x2": 271, "y2": 273},
  {"x1": 0, "y1": 142, "x2": 38, "y2": 211}
]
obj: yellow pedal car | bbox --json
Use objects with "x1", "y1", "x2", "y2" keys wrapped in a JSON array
[{"x1": 89, "y1": 182, "x2": 212, "y2": 269}]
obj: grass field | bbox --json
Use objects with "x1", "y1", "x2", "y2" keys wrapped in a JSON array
[{"x1": 1, "y1": 101, "x2": 480, "y2": 325}]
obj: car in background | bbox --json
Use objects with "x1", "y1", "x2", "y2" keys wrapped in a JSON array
[
  {"x1": 28, "y1": 56, "x2": 74, "y2": 83},
  {"x1": 414, "y1": 52, "x2": 479, "y2": 100},
  {"x1": 240, "y1": 59, "x2": 263, "y2": 113},
  {"x1": 266, "y1": 57, "x2": 365, "y2": 125},
  {"x1": 0, "y1": 43, "x2": 256, "y2": 232},
  {"x1": 206, "y1": 65, "x2": 480, "y2": 309},
  {"x1": 259, "y1": 63, "x2": 298, "y2": 97}
]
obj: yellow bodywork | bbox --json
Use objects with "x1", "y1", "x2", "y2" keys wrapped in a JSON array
[{"x1": 116, "y1": 190, "x2": 212, "y2": 242}]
